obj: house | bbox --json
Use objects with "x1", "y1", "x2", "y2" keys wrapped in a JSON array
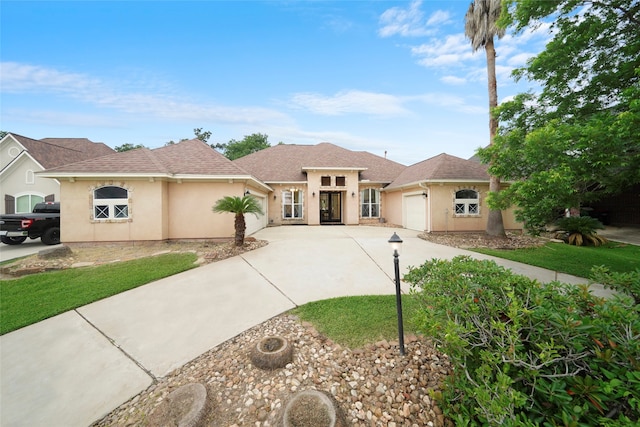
[
  {"x1": 0, "y1": 133, "x2": 114, "y2": 214},
  {"x1": 38, "y1": 139, "x2": 522, "y2": 243},
  {"x1": 38, "y1": 139, "x2": 271, "y2": 242}
]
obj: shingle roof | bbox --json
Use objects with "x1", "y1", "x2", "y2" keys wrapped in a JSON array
[
  {"x1": 233, "y1": 142, "x2": 406, "y2": 183},
  {"x1": 42, "y1": 139, "x2": 252, "y2": 177},
  {"x1": 11, "y1": 134, "x2": 114, "y2": 169},
  {"x1": 387, "y1": 153, "x2": 489, "y2": 189}
]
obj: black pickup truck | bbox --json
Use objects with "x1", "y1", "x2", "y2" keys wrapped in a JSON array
[{"x1": 0, "y1": 202, "x2": 61, "y2": 245}]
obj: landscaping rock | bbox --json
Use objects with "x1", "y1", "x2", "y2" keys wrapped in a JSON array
[{"x1": 38, "y1": 245, "x2": 72, "y2": 259}]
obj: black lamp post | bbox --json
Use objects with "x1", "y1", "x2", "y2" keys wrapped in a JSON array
[{"x1": 388, "y1": 232, "x2": 405, "y2": 356}]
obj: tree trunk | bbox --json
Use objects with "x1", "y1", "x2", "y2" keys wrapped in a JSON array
[
  {"x1": 485, "y1": 37, "x2": 506, "y2": 237},
  {"x1": 234, "y1": 213, "x2": 246, "y2": 246}
]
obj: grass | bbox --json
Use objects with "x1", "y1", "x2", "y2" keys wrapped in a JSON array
[
  {"x1": 0, "y1": 252, "x2": 198, "y2": 335},
  {"x1": 291, "y1": 294, "x2": 421, "y2": 349},
  {"x1": 472, "y1": 241, "x2": 640, "y2": 278}
]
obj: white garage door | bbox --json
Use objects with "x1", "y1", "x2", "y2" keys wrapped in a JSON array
[
  {"x1": 404, "y1": 194, "x2": 426, "y2": 231},
  {"x1": 245, "y1": 196, "x2": 267, "y2": 236}
]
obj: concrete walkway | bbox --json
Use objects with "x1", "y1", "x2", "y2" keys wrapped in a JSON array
[{"x1": 0, "y1": 226, "x2": 615, "y2": 427}]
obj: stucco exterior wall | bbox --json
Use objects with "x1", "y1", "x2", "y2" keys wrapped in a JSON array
[
  {"x1": 383, "y1": 190, "x2": 404, "y2": 227},
  {"x1": 168, "y1": 181, "x2": 241, "y2": 239},
  {"x1": 267, "y1": 184, "x2": 308, "y2": 226},
  {"x1": 58, "y1": 179, "x2": 245, "y2": 243},
  {"x1": 383, "y1": 183, "x2": 523, "y2": 233}
]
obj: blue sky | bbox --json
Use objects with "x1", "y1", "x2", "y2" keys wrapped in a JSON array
[{"x1": 1, "y1": 0, "x2": 550, "y2": 165}]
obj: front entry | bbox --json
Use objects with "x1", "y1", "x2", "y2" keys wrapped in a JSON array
[{"x1": 320, "y1": 192, "x2": 342, "y2": 223}]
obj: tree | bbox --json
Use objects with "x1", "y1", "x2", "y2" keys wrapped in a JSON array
[
  {"x1": 166, "y1": 128, "x2": 213, "y2": 146},
  {"x1": 465, "y1": 0, "x2": 507, "y2": 237},
  {"x1": 214, "y1": 133, "x2": 271, "y2": 160},
  {"x1": 115, "y1": 143, "x2": 146, "y2": 152},
  {"x1": 212, "y1": 195, "x2": 264, "y2": 246},
  {"x1": 193, "y1": 128, "x2": 211, "y2": 143},
  {"x1": 478, "y1": 0, "x2": 640, "y2": 233}
]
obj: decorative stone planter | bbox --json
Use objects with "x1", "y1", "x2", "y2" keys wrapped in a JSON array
[
  {"x1": 250, "y1": 335, "x2": 293, "y2": 370},
  {"x1": 278, "y1": 389, "x2": 347, "y2": 427},
  {"x1": 146, "y1": 383, "x2": 209, "y2": 427}
]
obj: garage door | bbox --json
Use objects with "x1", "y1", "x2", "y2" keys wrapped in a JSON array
[
  {"x1": 245, "y1": 196, "x2": 267, "y2": 236},
  {"x1": 404, "y1": 194, "x2": 426, "y2": 231}
]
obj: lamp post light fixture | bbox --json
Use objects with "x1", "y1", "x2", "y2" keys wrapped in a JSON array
[{"x1": 388, "y1": 232, "x2": 405, "y2": 356}]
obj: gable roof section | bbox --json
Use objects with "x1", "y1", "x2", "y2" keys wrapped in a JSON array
[
  {"x1": 233, "y1": 142, "x2": 406, "y2": 183},
  {"x1": 387, "y1": 153, "x2": 489, "y2": 189},
  {"x1": 9, "y1": 134, "x2": 114, "y2": 169},
  {"x1": 39, "y1": 139, "x2": 256, "y2": 179}
]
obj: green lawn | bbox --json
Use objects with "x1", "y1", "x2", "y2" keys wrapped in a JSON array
[
  {"x1": 291, "y1": 294, "x2": 420, "y2": 349},
  {"x1": 472, "y1": 241, "x2": 640, "y2": 278},
  {"x1": 0, "y1": 253, "x2": 197, "y2": 335}
]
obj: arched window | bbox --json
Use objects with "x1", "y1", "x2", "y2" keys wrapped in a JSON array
[
  {"x1": 15, "y1": 194, "x2": 44, "y2": 213},
  {"x1": 360, "y1": 188, "x2": 380, "y2": 218},
  {"x1": 93, "y1": 186, "x2": 129, "y2": 220},
  {"x1": 454, "y1": 189, "x2": 479, "y2": 215}
]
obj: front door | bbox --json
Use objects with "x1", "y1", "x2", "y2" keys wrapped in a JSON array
[{"x1": 320, "y1": 192, "x2": 342, "y2": 223}]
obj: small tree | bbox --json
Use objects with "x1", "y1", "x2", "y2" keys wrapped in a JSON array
[
  {"x1": 213, "y1": 133, "x2": 271, "y2": 160},
  {"x1": 212, "y1": 195, "x2": 264, "y2": 246}
]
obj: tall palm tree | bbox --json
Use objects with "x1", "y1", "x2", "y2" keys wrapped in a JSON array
[
  {"x1": 213, "y1": 195, "x2": 264, "y2": 246},
  {"x1": 465, "y1": 0, "x2": 506, "y2": 237}
]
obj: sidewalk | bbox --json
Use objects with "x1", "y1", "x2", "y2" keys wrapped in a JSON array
[{"x1": 0, "y1": 226, "x2": 612, "y2": 427}]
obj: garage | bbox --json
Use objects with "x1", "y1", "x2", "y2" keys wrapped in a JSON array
[
  {"x1": 403, "y1": 193, "x2": 427, "y2": 231},
  {"x1": 245, "y1": 195, "x2": 268, "y2": 236}
]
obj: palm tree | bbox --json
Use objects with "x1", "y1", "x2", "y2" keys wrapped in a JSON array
[
  {"x1": 465, "y1": 0, "x2": 506, "y2": 237},
  {"x1": 213, "y1": 195, "x2": 264, "y2": 246}
]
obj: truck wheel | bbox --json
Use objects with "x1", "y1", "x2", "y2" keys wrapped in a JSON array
[
  {"x1": 1, "y1": 236, "x2": 27, "y2": 245},
  {"x1": 41, "y1": 227, "x2": 61, "y2": 245}
]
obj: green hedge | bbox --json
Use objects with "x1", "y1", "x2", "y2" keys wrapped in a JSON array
[{"x1": 405, "y1": 256, "x2": 639, "y2": 426}]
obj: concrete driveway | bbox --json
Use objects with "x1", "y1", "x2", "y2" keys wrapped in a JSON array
[{"x1": 0, "y1": 225, "x2": 612, "y2": 427}]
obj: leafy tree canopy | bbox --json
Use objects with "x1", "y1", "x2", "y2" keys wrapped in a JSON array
[
  {"x1": 114, "y1": 143, "x2": 146, "y2": 152},
  {"x1": 479, "y1": 0, "x2": 640, "y2": 232},
  {"x1": 213, "y1": 133, "x2": 271, "y2": 160},
  {"x1": 166, "y1": 127, "x2": 212, "y2": 146}
]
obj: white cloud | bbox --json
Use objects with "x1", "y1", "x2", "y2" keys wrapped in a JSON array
[
  {"x1": 288, "y1": 89, "x2": 485, "y2": 117},
  {"x1": 426, "y1": 10, "x2": 452, "y2": 26},
  {"x1": 289, "y1": 90, "x2": 410, "y2": 116},
  {"x1": 0, "y1": 61, "x2": 290, "y2": 126},
  {"x1": 441, "y1": 75, "x2": 467, "y2": 85},
  {"x1": 411, "y1": 34, "x2": 477, "y2": 67},
  {"x1": 378, "y1": 0, "x2": 449, "y2": 38}
]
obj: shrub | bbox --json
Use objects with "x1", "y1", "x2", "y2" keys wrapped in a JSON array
[
  {"x1": 405, "y1": 256, "x2": 639, "y2": 426},
  {"x1": 555, "y1": 216, "x2": 608, "y2": 246}
]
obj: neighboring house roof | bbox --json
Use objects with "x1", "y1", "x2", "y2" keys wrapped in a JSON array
[
  {"x1": 233, "y1": 142, "x2": 406, "y2": 183},
  {"x1": 39, "y1": 139, "x2": 264, "y2": 183},
  {"x1": 387, "y1": 153, "x2": 490, "y2": 189},
  {"x1": 10, "y1": 134, "x2": 114, "y2": 169}
]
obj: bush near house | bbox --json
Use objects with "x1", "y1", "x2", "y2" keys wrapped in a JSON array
[
  {"x1": 405, "y1": 256, "x2": 639, "y2": 427},
  {"x1": 554, "y1": 216, "x2": 608, "y2": 246}
]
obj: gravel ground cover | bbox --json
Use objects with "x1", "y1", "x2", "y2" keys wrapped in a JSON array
[{"x1": 92, "y1": 314, "x2": 453, "y2": 427}]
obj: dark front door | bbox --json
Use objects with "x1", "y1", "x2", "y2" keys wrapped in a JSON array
[{"x1": 320, "y1": 192, "x2": 342, "y2": 223}]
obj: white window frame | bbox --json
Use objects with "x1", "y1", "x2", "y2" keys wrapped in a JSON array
[
  {"x1": 93, "y1": 186, "x2": 129, "y2": 220},
  {"x1": 360, "y1": 188, "x2": 380, "y2": 218},
  {"x1": 454, "y1": 189, "x2": 480, "y2": 216},
  {"x1": 282, "y1": 190, "x2": 304, "y2": 219},
  {"x1": 15, "y1": 193, "x2": 45, "y2": 213}
]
